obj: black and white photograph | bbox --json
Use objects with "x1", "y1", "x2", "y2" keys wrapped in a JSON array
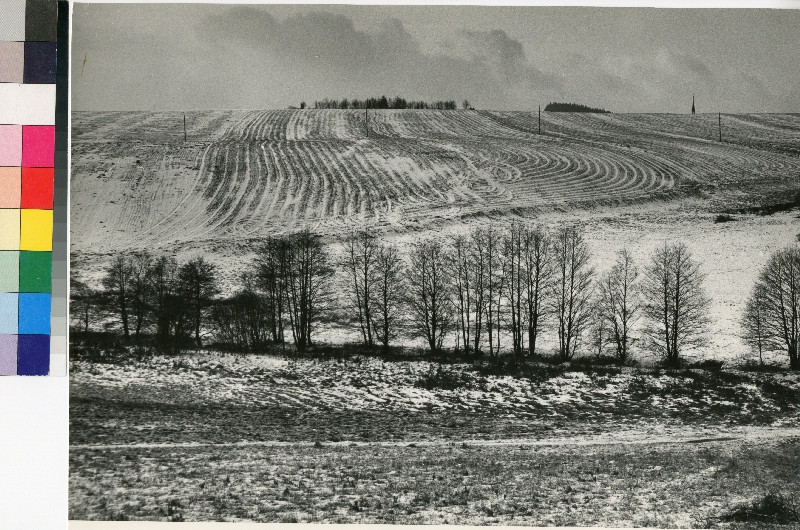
[{"x1": 69, "y1": 2, "x2": 800, "y2": 526}]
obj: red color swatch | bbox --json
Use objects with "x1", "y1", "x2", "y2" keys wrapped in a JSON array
[
  {"x1": 22, "y1": 125, "x2": 54, "y2": 168},
  {"x1": 21, "y1": 167, "x2": 54, "y2": 209}
]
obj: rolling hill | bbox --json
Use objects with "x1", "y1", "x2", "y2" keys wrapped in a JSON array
[{"x1": 71, "y1": 110, "x2": 800, "y2": 255}]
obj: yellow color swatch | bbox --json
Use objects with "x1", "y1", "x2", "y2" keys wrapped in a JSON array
[
  {"x1": 20, "y1": 209, "x2": 52, "y2": 251},
  {"x1": 0, "y1": 209, "x2": 20, "y2": 249}
]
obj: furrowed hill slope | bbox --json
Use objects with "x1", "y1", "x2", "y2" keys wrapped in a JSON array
[{"x1": 71, "y1": 110, "x2": 800, "y2": 253}]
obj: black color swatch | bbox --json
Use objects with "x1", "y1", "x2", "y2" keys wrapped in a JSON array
[{"x1": 25, "y1": 0, "x2": 58, "y2": 42}]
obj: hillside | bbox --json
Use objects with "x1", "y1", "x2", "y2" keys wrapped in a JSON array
[{"x1": 71, "y1": 110, "x2": 800, "y2": 255}]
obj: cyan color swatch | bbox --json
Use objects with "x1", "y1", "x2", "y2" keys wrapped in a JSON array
[{"x1": 0, "y1": 293, "x2": 19, "y2": 334}]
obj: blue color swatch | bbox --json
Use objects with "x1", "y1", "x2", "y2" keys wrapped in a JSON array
[
  {"x1": 17, "y1": 334, "x2": 48, "y2": 375},
  {"x1": 17, "y1": 292, "x2": 50, "y2": 334}
]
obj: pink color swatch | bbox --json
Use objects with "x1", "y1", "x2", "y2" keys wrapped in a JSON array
[
  {"x1": 22, "y1": 125, "x2": 54, "y2": 168},
  {"x1": 0, "y1": 125, "x2": 22, "y2": 166}
]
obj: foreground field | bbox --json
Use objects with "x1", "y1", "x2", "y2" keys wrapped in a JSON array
[
  {"x1": 70, "y1": 353, "x2": 800, "y2": 525},
  {"x1": 70, "y1": 433, "x2": 800, "y2": 527}
]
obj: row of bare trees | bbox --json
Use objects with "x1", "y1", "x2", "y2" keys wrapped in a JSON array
[
  {"x1": 339, "y1": 224, "x2": 712, "y2": 367},
  {"x1": 72, "y1": 254, "x2": 218, "y2": 351},
  {"x1": 210, "y1": 230, "x2": 330, "y2": 352},
  {"x1": 72, "y1": 223, "x2": 800, "y2": 369}
]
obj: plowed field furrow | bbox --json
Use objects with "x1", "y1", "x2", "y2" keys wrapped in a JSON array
[
  {"x1": 290, "y1": 142, "x2": 322, "y2": 221},
  {"x1": 263, "y1": 142, "x2": 290, "y2": 221}
]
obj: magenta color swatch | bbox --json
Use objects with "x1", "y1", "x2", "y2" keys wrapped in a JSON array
[
  {"x1": 0, "y1": 335, "x2": 16, "y2": 376},
  {"x1": 22, "y1": 126, "x2": 54, "y2": 168},
  {"x1": 0, "y1": 125, "x2": 22, "y2": 166}
]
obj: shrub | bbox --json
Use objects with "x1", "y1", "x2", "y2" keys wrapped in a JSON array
[
  {"x1": 721, "y1": 492, "x2": 800, "y2": 524},
  {"x1": 688, "y1": 359, "x2": 725, "y2": 371},
  {"x1": 714, "y1": 213, "x2": 736, "y2": 223},
  {"x1": 415, "y1": 365, "x2": 480, "y2": 390}
]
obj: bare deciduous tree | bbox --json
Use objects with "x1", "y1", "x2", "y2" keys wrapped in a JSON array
[
  {"x1": 178, "y1": 257, "x2": 219, "y2": 347},
  {"x1": 641, "y1": 243, "x2": 710, "y2": 367},
  {"x1": 484, "y1": 226, "x2": 505, "y2": 357},
  {"x1": 147, "y1": 255, "x2": 186, "y2": 351},
  {"x1": 342, "y1": 228, "x2": 379, "y2": 347},
  {"x1": 552, "y1": 226, "x2": 595, "y2": 361},
  {"x1": 254, "y1": 236, "x2": 291, "y2": 344},
  {"x1": 522, "y1": 225, "x2": 553, "y2": 358},
  {"x1": 284, "y1": 229, "x2": 331, "y2": 351},
  {"x1": 505, "y1": 223, "x2": 526, "y2": 357},
  {"x1": 469, "y1": 229, "x2": 489, "y2": 355},
  {"x1": 451, "y1": 234, "x2": 473, "y2": 355},
  {"x1": 373, "y1": 243, "x2": 405, "y2": 350},
  {"x1": 70, "y1": 278, "x2": 101, "y2": 336},
  {"x1": 742, "y1": 282, "x2": 771, "y2": 366},
  {"x1": 128, "y1": 252, "x2": 152, "y2": 342},
  {"x1": 102, "y1": 255, "x2": 133, "y2": 339},
  {"x1": 596, "y1": 249, "x2": 639, "y2": 362},
  {"x1": 746, "y1": 247, "x2": 800, "y2": 370},
  {"x1": 407, "y1": 240, "x2": 453, "y2": 355}
]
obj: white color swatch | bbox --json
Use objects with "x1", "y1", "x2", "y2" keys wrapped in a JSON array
[{"x1": 0, "y1": 84, "x2": 56, "y2": 126}]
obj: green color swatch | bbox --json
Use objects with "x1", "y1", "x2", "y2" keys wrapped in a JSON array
[{"x1": 18, "y1": 251, "x2": 51, "y2": 293}]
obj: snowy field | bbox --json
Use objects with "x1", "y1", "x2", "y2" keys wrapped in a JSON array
[{"x1": 70, "y1": 353, "x2": 800, "y2": 524}]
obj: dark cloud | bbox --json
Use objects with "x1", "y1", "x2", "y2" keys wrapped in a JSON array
[{"x1": 193, "y1": 7, "x2": 561, "y2": 109}]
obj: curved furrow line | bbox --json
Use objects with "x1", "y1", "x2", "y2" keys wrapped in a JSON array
[
  {"x1": 316, "y1": 143, "x2": 348, "y2": 218},
  {"x1": 230, "y1": 145, "x2": 266, "y2": 235},
  {"x1": 263, "y1": 141, "x2": 289, "y2": 223},
  {"x1": 291, "y1": 142, "x2": 322, "y2": 221},
  {"x1": 278, "y1": 142, "x2": 303, "y2": 220},
  {"x1": 246, "y1": 142, "x2": 279, "y2": 233},
  {"x1": 131, "y1": 143, "x2": 218, "y2": 247},
  {"x1": 304, "y1": 142, "x2": 335, "y2": 219},
  {"x1": 345, "y1": 145, "x2": 395, "y2": 217},
  {"x1": 185, "y1": 144, "x2": 243, "y2": 241},
  {"x1": 327, "y1": 143, "x2": 358, "y2": 218},
  {"x1": 238, "y1": 145, "x2": 270, "y2": 236},
  {"x1": 191, "y1": 144, "x2": 250, "y2": 240},
  {"x1": 361, "y1": 145, "x2": 434, "y2": 210}
]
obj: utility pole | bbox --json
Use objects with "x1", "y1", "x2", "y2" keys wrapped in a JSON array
[
  {"x1": 692, "y1": 94, "x2": 695, "y2": 115},
  {"x1": 538, "y1": 105, "x2": 541, "y2": 134},
  {"x1": 183, "y1": 113, "x2": 187, "y2": 142},
  {"x1": 718, "y1": 112, "x2": 722, "y2": 142},
  {"x1": 365, "y1": 108, "x2": 369, "y2": 138}
]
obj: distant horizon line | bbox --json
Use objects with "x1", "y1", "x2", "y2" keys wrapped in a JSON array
[{"x1": 71, "y1": 108, "x2": 799, "y2": 114}]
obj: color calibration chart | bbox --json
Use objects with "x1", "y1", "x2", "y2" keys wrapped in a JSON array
[{"x1": 1, "y1": 0, "x2": 63, "y2": 375}]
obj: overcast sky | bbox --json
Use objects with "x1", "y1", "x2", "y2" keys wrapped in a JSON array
[{"x1": 71, "y1": 3, "x2": 800, "y2": 113}]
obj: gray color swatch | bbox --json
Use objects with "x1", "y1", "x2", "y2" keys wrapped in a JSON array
[{"x1": 0, "y1": 0, "x2": 26, "y2": 41}]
